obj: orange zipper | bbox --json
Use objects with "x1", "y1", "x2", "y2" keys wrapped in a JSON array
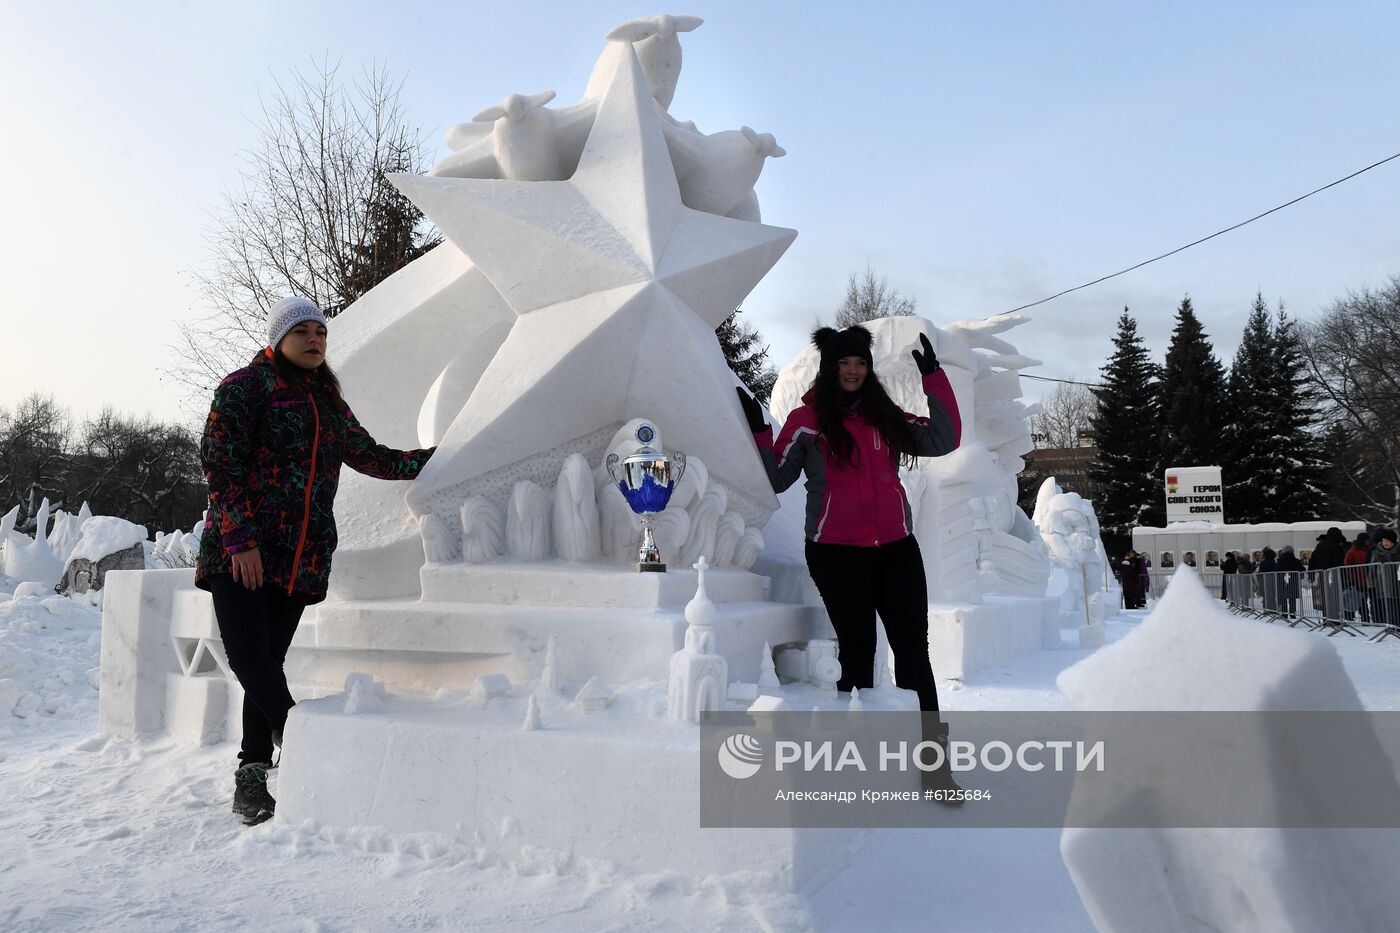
[{"x1": 287, "y1": 392, "x2": 320, "y2": 595}]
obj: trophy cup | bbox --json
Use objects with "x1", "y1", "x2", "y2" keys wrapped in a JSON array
[{"x1": 606, "y1": 423, "x2": 687, "y2": 572}]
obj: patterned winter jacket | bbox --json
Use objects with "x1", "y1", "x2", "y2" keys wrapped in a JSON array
[
  {"x1": 754, "y1": 370, "x2": 961, "y2": 547},
  {"x1": 195, "y1": 348, "x2": 434, "y2": 603}
]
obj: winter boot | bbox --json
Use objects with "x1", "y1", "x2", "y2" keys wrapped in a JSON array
[
  {"x1": 233, "y1": 762, "x2": 276, "y2": 826},
  {"x1": 920, "y1": 721, "x2": 965, "y2": 807}
]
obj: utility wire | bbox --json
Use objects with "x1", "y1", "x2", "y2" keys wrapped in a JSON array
[
  {"x1": 1023, "y1": 373, "x2": 1106, "y2": 389},
  {"x1": 1001, "y1": 149, "x2": 1400, "y2": 316}
]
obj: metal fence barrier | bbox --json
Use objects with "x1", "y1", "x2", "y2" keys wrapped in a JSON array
[{"x1": 1215, "y1": 563, "x2": 1400, "y2": 643}]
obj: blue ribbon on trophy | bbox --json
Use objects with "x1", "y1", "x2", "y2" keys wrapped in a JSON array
[{"x1": 607, "y1": 423, "x2": 687, "y2": 572}]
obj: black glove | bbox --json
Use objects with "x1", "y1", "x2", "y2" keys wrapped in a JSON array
[
  {"x1": 736, "y1": 386, "x2": 767, "y2": 433},
  {"x1": 911, "y1": 333, "x2": 939, "y2": 376}
]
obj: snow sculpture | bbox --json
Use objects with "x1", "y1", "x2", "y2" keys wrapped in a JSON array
[
  {"x1": 472, "y1": 673, "x2": 512, "y2": 702},
  {"x1": 552, "y1": 453, "x2": 601, "y2": 562},
  {"x1": 847, "y1": 687, "x2": 863, "y2": 711},
  {"x1": 757, "y1": 640, "x2": 780, "y2": 693},
  {"x1": 1034, "y1": 476, "x2": 1111, "y2": 630},
  {"x1": 419, "y1": 513, "x2": 459, "y2": 563},
  {"x1": 1058, "y1": 570, "x2": 1400, "y2": 933},
  {"x1": 505, "y1": 481, "x2": 552, "y2": 561},
  {"x1": 667, "y1": 557, "x2": 727, "y2": 721},
  {"x1": 320, "y1": 15, "x2": 795, "y2": 597},
  {"x1": 675, "y1": 126, "x2": 786, "y2": 217},
  {"x1": 343, "y1": 672, "x2": 385, "y2": 714},
  {"x1": 712, "y1": 512, "x2": 744, "y2": 567},
  {"x1": 587, "y1": 14, "x2": 703, "y2": 109},
  {"x1": 473, "y1": 90, "x2": 564, "y2": 181},
  {"x1": 680, "y1": 485, "x2": 727, "y2": 567},
  {"x1": 573, "y1": 676, "x2": 614, "y2": 713},
  {"x1": 522, "y1": 694, "x2": 543, "y2": 731},
  {"x1": 2, "y1": 499, "x2": 65, "y2": 587},
  {"x1": 460, "y1": 496, "x2": 505, "y2": 563},
  {"x1": 733, "y1": 527, "x2": 764, "y2": 571},
  {"x1": 537, "y1": 635, "x2": 563, "y2": 694}
]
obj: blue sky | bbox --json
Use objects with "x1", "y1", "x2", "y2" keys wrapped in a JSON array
[{"x1": 2, "y1": 1, "x2": 1397, "y2": 427}]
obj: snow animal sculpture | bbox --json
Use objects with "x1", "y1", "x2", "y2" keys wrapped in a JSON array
[
  {"x1": 767, "y1": 315, "x2": 1049, "y2": 605},
  {"x1": 586, "y1": 14, "x2": 704, "y2": 109},
  {"x1": 318, "y1": 15, "x2": 789, "y2": 598}
]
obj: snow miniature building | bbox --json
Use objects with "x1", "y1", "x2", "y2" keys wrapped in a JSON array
[{"x1": 667, "y1": 557, "x2": 727, "y2": 721}]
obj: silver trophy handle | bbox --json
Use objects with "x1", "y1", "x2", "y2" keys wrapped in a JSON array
[
  {"x1": 606, "y1": 452, "x2": 622, "y2": 486},
  {"x1": 671, "y1": 450, "x2": 687, "y2": 485}
]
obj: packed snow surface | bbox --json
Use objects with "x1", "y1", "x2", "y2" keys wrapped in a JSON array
[{"x1": 4, "y1": 577, "x2": 1400, "y2": 930}]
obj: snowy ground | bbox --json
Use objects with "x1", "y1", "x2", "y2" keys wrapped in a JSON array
[{"x1": 3, "y1": 586, "x2": 1399, "y2": 932}]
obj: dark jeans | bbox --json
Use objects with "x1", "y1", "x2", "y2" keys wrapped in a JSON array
[
  {"x1": 805, "y1": 535, "x2": 940, "y2": 713},
  {"x1": 209, "y1": 574, "x2": 308, "y2": 766}
]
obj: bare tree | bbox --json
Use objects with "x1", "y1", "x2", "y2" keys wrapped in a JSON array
[
  {"x1": 176, "y1": 60, "x2": 440, "y2": 398},
  {"x1": 70, "y1": 409, "x2": 205, "y2": 533},
  {"x1": 0, "y1": 393, "x2": 73, "y2": 527},
  {"x1": 1030, "y1": 380, "x2": 1096, "y2": 448},
  {"x1": 834, "y1": 264, "x2": 917, "y2": 327},
  {"x1": 1300, "y1": 275, "x2": 1400, "y2": 524}
]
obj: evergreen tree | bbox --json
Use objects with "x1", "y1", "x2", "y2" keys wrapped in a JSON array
[
  {"x1": 716, "y1": 307, "x2": 778, "y2": 403},
  {"x1": 1221, "y1": 293, "x2": 1277, "y2": 522},
  {"x1": 1088, "y1": 308, "x2": 1164, "y2": 537},
  {"x1": 1267, "y1": 304, "x2": 1328, "y2": 520},
  {"x1": 1222, "y1": 295, "x2": 1329, "y2": 522},
  {"x1": 1160, "y1": 296, "x2": 1227, "y2": 469}
]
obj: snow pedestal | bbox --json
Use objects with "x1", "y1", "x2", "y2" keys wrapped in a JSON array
[
  {"x1": 276, "y1": 688, "x2": 863, "y2": 891},
  {"x1": 1056, "y1": 569, "x2": 1400, "y2": 933},
  {"x1": 310, "y1": 561, "x2": 814, "y2": 692}
]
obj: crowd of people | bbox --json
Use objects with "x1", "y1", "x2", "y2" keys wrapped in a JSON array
[{"x1": 1114, "y1": 526, "x2": 1399, "y2": 629}]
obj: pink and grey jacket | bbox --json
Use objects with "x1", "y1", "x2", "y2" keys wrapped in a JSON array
[{"x1": 754, "y1": 370, "x2": 961, "y2": 547}]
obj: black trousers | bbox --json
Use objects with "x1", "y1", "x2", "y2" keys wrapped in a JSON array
[
  {"x1": 805, "y1": 535, "x2": 940, "y2": 713},
  {"x1": 209, "y1": 574, "x2": 308, "y2": 766}
]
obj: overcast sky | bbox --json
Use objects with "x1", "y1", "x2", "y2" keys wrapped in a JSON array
[{"x1": 3, "y1": 1, "x2": 1397, "y2": 429}]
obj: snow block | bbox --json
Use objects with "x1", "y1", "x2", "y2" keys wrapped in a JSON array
[
  {"x1": 164, "y1": 672, "x2": 227, "y2": 745},
  {"x1": 1057, "y1": 569, "x2": 1400, "y2": 933},
  {"x1": 928, "y1": 595, "x2": 1055, "y2": 680},
  {"x1": 99, "y1": 569, "x2": 193, "y2": 736}
]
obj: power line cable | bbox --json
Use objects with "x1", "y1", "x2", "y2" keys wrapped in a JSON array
[{"x1": 1001, "y1": 149, "x2": 1400, "y2": 316}]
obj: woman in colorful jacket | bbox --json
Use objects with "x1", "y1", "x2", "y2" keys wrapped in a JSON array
[
  {"x1": 736, "y1": 325, "x2": 961, "y2": 791},
  {"x1": 195, "y1": 296, "x2": 435, "y2": 826}
]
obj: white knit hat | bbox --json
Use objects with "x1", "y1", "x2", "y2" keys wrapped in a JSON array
[{"x1": 266, "y1": 296, "x2": 327, "y2": 349}]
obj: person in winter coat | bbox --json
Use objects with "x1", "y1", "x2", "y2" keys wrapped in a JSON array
[
  {"x1": 1220, "y1": 551, "x2": 1238, "y2": 601},
  {"x1": 1118, "y1": 551, "x2": 1147, "y2": 609},
  {"x1": 736, "y1": 325, "x2": 960, "y2": 796},
  {"x1": 1342, "y1": 532, "x2": 1374, "y2": 624},
  {"x1": 1373, "y1": 529, "x2": 1400, "y2": 630},
  {"x1": 1275, "y1": 545, "x2": 1305, "y2": 619},
  {"x1": 1257, "y1": 547, "x2": 1279, "y2": 613},
  {"x1": 1309, "y1": 527, "x2": 1348, "y2": 621},
  {"x1": 195, "y1": 297, "x2": 435, "y2": 826}
]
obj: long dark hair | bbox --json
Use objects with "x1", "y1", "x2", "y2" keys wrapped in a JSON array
[
  {"x1": 258, "y1": 347, "x2": 349, "y2": 416},
  {"x1": 810, "y1": 364, "x2": 916, "y2": 468}
]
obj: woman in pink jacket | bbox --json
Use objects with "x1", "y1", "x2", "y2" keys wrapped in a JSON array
[{"x1": 737, "y1": 325, "x2": 961, "y2": 715}]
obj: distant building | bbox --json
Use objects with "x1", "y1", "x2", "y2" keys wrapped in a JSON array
[{"x1": 1019, "y1": 430, "x2": 1100, "y2": 510}]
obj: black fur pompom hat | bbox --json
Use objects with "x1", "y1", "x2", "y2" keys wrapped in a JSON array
[{"x1": 812, "y1": 325, "x2": 874, "y2": 372}]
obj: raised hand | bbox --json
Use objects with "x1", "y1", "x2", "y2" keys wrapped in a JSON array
[
  {"x1": 911, "y1": 333, "x2": 939, "y2": 376},
  {"x1": 735, "y1": 386, "x2": 767, "y2": 433}
]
